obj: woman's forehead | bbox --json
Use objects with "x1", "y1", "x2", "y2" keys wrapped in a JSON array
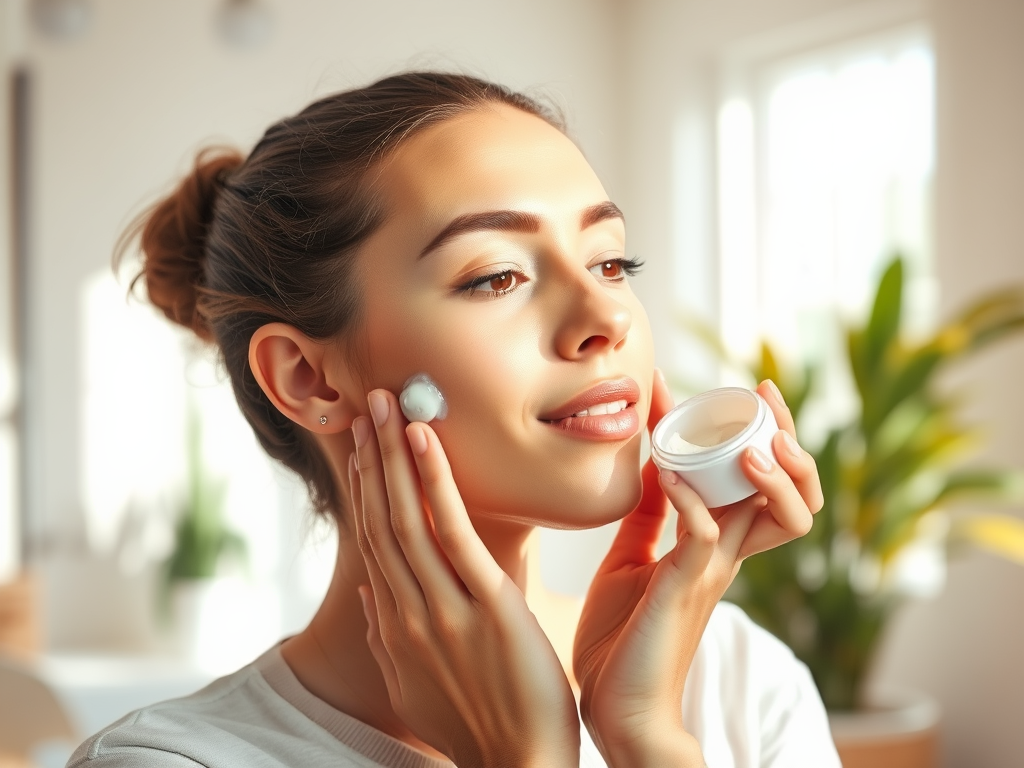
[{"x1": 376, "y1": 104, "x2": 606, "y2": 229}]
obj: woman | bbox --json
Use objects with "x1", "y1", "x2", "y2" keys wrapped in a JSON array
[{"x1": 70, "y1": 72, "x2": 840, "y2": 767}]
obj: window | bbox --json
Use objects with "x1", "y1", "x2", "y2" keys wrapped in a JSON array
[{"x1": 715, "y1": 23, "x2": 935, "y2": 427}]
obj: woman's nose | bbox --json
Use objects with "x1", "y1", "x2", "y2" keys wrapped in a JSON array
[{"x1": 553, "y1": 279, "x2": 632, "y2": 360}]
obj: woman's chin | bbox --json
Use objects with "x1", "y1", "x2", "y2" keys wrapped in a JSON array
[
  {"x1": 453, "y1": 438, "x2": 646, "y2": 530},
  {"x1": 467, "y1": 473, "x2": 644, "y2": 531}
]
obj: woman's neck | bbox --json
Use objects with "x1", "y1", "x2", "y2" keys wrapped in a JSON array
[{"x1": 280, "y1": 513, "x2": 580, "y2": 758}]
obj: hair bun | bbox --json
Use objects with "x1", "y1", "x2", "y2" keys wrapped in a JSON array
[{"x1": 135, "y1": 148, "x2": 243, "y2": 341}]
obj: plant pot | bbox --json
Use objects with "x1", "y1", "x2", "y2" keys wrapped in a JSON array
[{"x1": 828, "y1": 689, "x2": 940, "y2": 768}]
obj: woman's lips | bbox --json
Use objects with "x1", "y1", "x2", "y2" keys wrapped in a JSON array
[
  {"x1": 539, "y1": 377, "x2": 642, "y2": 441},
  {"x1": 543, "y1": 405, "x2": 641, "y2": 441}
]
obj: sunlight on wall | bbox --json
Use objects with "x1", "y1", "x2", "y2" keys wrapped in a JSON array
[
  {"x1": 762, "y1": 47, "x2": 934, "y2": 339},
  {"x1": 80, "y1": 271, "x2": 188, "y2": 555},
  {"x1": 717, "y1": 99, "x2": 757, "y2": 365}
]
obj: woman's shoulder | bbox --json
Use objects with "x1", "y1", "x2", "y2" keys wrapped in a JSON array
[
  {"x1": 65, "y1": 648, "x2": 361, "y2": 768},
  {"x1": 66, "y1": 652, "x2": 278, "y2": 767},
  {"x1": 66, "y1": 645, "x2": 455, "y2": 768}
]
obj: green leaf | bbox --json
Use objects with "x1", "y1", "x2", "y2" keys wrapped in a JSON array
[
  {"x1": 807, "y1": 428, "x2": 842, "y2": 548},
  {"x1": 847, "y1": 328, "x2": 869, "y2": 404},
  {"x1": 863, "y1": 258, "x2": 904, "y2": 378},
  {"x1": 872, "y1": 470, "x2": 1019, "y2": 559},
  {"x1": 865, "y1": 347, "x2": 944, "y2": 436},
  {"x1": 968, "y1": 315, "x2": 1024, "y2": 352},
  {"x1": 955, "y1": 287, "x2": 1024, "y2": 330},
  {"x1": 758, "y1": 341, "x2": 782, "y2": 388},
  {"x1": 862, "y1": 423, "x2": 977, "y2": 503},
  {"x1": 936, "y1": 469, "x2": 1024, "y2": 504},
  {"x1": 163, "y1": 399, "x2": 248, "y2": 588},
  {"x1": 951, "y1": 513, "x2": 1024, "y2": 565}
]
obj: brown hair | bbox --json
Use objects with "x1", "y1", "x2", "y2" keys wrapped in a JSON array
[{"x1": 118, "y1": 72, "x2": 564, "y2": 519}]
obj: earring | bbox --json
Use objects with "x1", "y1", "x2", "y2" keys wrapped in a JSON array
[{"x1": 319, "y1": 415, "x2": 328, "y2": 425}]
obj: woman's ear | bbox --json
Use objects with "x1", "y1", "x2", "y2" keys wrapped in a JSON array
[{"x1": 248, "y1": 323, "x2": 356, "y2": 433}]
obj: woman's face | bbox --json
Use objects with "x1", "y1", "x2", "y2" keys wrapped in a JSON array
[{"x1": 336, "y1": 104, "x2": 654, "y2": 529}]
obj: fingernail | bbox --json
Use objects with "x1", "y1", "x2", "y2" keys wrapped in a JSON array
[
  {"x1": 660, "y1": 468, "x2": 679, "y2": 485},
  {"x1": 766, "y1": 379, "x2": 785, "y2": 406},
  {"x1": 747, "y1": 446, "x2": 773, "y2": 473},
  {"x1": 349, "y1": 451, "x2": 358, "y2": 474},
  {"x1": 407, "y1": 424, "x2": 428, "y2": 456},
  {"x1": 368, "y1": 391, "x2": 389, "y2": 427},
  {"x1": 781, "y1": 430, "x2": 802, "y2": 458},
  {"x1": 655, "y1": 368, "x2": 666, "y2": 386},
  {"x1": 352, "y1": 416, "x2": 369, "y2": 448}
]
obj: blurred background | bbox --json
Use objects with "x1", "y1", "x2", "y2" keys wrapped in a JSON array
[{"x1": 0, "y1": 0, "x2": 1021, "y2": 767}]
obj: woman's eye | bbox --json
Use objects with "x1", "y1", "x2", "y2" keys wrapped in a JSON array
[
  {"x1": 458, "y1": 270, "x2": 526, "y2": 298},
  {"x1": 489, "y1": 272, "x2": 514, "y2": 292},
  {"x1": 591, "y1": 260, "x2": 624, "y2": 279},
  {"x1": 589, "y1": 257, "x2": 644, "y2": 281}
]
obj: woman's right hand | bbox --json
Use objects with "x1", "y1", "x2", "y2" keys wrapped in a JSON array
[
  {"x1": 350, "y1": 389, "x2": 580, "y2": 768},
  {"x1": 573, "y1": 375, "x2": 822, "y2": 767}
]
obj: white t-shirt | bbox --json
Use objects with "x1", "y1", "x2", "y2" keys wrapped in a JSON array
[{"x1": 67, "y1": 602, "x2": 840, "y2": 768}]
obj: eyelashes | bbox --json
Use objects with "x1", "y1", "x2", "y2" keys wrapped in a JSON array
[{"x1": 456, "y1": 256, "x2": 645, "y2": 299}]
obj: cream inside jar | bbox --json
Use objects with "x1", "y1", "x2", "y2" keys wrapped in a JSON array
[{"x1": 666, "y1": 419, "x2": 750, "y2": 454}]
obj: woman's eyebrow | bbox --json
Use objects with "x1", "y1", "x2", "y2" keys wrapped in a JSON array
[
  {"x1": 579, "y1": 201, "x2": 625, "y2": 229},
  {"x1": 419, "y1": 210, "x2": 540, "y2": 258},
  {"x1": 418, "y1": 201, "x2": 625, "y2": 259}
]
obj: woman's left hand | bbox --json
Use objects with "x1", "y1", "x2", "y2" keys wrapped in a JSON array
[{"x1": 572, "y1": 373, "x2": 824, "y2": 767}]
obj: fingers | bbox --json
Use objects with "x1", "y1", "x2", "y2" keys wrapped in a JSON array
[
  {"x1": 758, "y1": 379, "x2": 796, "y2": 438},
  {"x1": 740, "y1": 380, "x2": 822, "y2": 558},
  {"x1": 365, "y1": 390, "x2": 464, "y2": 595},
  {"x1": 357, "y1": 585, "x2": 400, "y2": 697},
  {"x1": 736, "y1": 444, "x2": 814, "y2": 558},
  {"x1": 771, "y1": 428, "x2": 824, "y2": 514},
  {"x1": 349, "y1": 452, "x2": 400, "y2": 625},
  {"x1": 352, "y1": 411, "x2": 427, "y2": 610},
  {"x1": 659, "y1": 469, "x2": 719, "y2": 579},
  {"x1": 405, "y1": 421, "x2": 506, "y2": 601},
  {"x1": 757, "y1": 380, "x2": 823, "y2": 511}
]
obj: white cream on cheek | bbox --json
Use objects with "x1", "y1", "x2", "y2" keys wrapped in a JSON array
[{"x1": 399, "y1": 373, "x2": 448, "y2": 423}]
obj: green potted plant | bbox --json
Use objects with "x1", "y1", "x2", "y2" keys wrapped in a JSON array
[
  {"x1": 677, "y1": 256, "x2": 1024, "y2": 766},
  {"x1": 162, "y1": 401, "x2": 247, "y2": 660}
]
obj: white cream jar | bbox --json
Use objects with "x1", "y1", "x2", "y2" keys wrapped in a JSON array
[{"x1": 651, "y1": 387, "x2": 779, "y2": 508}]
